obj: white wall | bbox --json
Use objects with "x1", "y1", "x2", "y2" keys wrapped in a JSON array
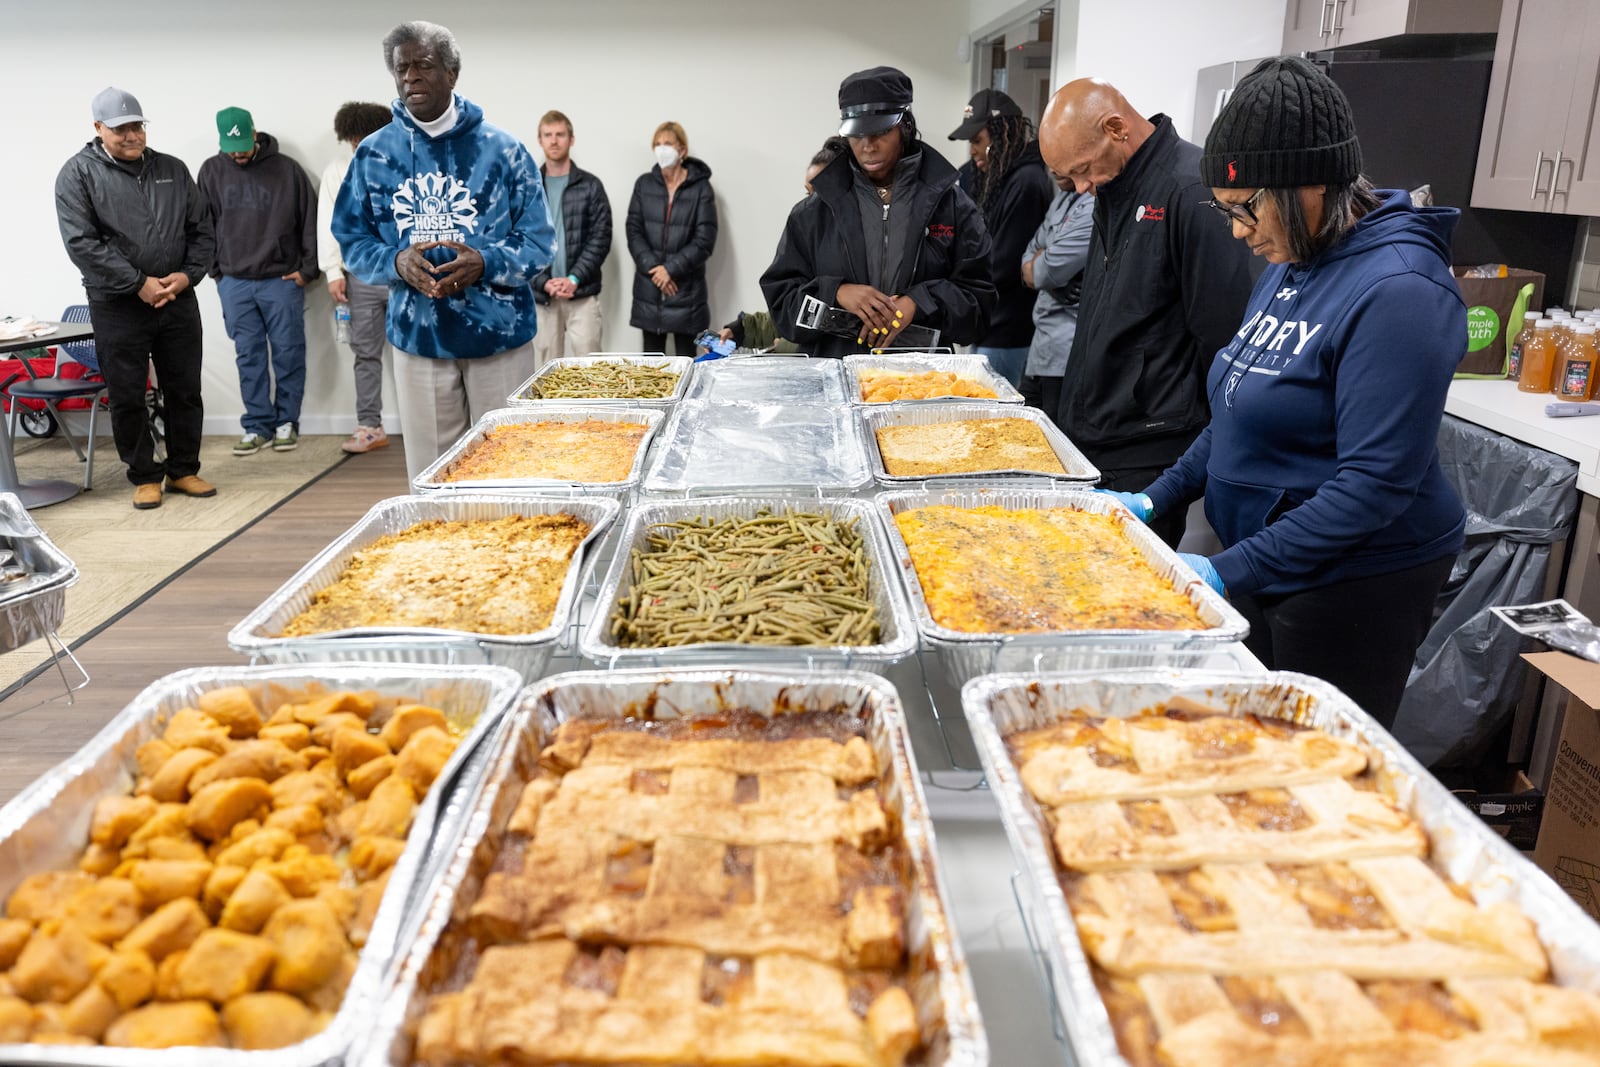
[
  {"x1": 1055, "y1": 0, "x2": 1284, "y2": 139},
  {"x1": 7, "y1": 0, "x2": 973, "y2": 435}
]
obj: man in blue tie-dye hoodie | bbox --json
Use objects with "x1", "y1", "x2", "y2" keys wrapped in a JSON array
[{"x1": 333, "y1": 20, "x2": 555, "y2": 479}]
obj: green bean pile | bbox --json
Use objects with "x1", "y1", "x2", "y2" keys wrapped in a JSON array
[
  {"x1": 610, "y1": 511, "x2": 881, "y2": 647},
  {"x1": 530, "y1": 360, "x2": 680, "y2": 399}
]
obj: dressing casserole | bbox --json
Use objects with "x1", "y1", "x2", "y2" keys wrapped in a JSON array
[
  {"x1": 279, "y1": 515, "x2": 591, "y2": 638},
  {"x1": 440, "y1": 419, "x2": 650, "y2": 485}
]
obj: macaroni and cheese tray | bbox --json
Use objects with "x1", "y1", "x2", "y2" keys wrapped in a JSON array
[
  {"x1": 844, "y1": 356, "x2": 1024, "y2": 406},
  {"x1": 0, "y1": 663, "x2": 523, "y2": 1065},
  {"x1": 874, "y1": 489, "x2": 1247, "y2": 681},
  {"x1": 352, "y1": 668, "x2": 986, "y2": 1067},
  {"x1": 412, "y1": 407, "x2": 663, "y2": 496},
  {"x1": 580, "y1": 495, "x2": 917, "y2": 673},
  {"x1": 683, "y1": 355, "x2": 848, "y2": 405},
  {"x1": 507, "y1": 355, "x2": 691, "y2": 406},
  {"x1": 961, "y1": 669, "x2": 1600, "y2": 1067},
  {"x1": 228, "y1": 495, "x2": 619, "y2": 679},
  {"x1": 860, "y1": 404, "x2": 1098, "y2": 487}
]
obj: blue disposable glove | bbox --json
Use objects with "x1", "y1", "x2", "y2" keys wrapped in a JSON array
[
  {"x1": 1096, "y1": 489, "x2": 1152, "y2": 523},
  {"x1": 1178, "y1": 552, "x2": 1226, "y2": 597}
]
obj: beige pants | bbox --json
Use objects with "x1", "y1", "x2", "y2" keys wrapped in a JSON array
[
  {"x1": 394, "y1": 343, "x2": 534, "y2": 480},
  {"x1": 533, "y1": 295, "x2": 604, "y2": 369}
]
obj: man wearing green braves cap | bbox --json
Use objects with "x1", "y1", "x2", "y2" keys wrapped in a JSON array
[{"x1": 198, "y1": 106, "x2": 319, "y2": 458}]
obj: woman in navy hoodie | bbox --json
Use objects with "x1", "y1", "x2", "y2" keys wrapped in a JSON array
[{"x1": 1123, "y1": 57, "x2": 1465, "y2": 727}]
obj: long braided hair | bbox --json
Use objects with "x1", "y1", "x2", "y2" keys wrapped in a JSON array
[{"x1": 971, "y1": 113, "x2": 1033, "y2": 214}]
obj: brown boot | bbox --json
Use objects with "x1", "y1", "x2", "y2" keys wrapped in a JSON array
[
  {"x1": 133, "y1": 483, "x2": 162, "y2": 509},
  {"x1": 165, "y1": 475, "x2": 217, "y2": 498}
]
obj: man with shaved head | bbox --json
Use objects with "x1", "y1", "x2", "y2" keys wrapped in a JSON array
[{"x1": 1039, "y1": 79, "x2": 1251, "y2": 546}]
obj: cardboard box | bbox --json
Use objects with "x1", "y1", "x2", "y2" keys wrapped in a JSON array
[
  {"x1": 1452, "y1": 771, "x2": 1543, "y2": 853},
  {"x1": 1524, "y1": 650, "x2": 1600, "y2": 919}
]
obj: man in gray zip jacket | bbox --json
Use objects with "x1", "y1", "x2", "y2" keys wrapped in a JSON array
[{"x1": 55, "y1": 87, "x2": 216, "y2": 510}]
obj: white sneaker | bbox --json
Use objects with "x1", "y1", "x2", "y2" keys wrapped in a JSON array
[
  {"x1": 341, "y1": 425, "x2": 389, "y2": 454},
  {"x1": 272, "y1": 423, "x2": 298, "y2": 452}
]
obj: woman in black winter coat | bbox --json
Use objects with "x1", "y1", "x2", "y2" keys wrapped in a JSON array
[{"x1": 625, "y1": 121, "x2": 718, "y2": 356}]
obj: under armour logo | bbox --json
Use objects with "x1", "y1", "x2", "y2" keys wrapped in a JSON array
[
  {"x1": 1228, "y1": 160, "x2": 1238, "y2": 181},
  {"x1": 227, "y1": 125, "x2": 242, "y2": 137},
  {"x1": 1275, "y1": 287, "x2": 1299, "y2": 301}
]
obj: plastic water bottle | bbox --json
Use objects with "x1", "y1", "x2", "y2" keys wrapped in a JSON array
[{"x1": 335, "y1": 303, "x2": 351, "y2": 343}]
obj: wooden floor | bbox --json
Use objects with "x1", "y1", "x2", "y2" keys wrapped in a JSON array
[{"x1": 0, "y1": 444, "x2": 411, "y2": 803}]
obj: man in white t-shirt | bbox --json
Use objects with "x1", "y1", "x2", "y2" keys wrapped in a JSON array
[{"x1": 317, "y1": 101, "x2": 394, "y2": 454}]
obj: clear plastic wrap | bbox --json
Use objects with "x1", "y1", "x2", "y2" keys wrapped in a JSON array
[{"x1": 643, "y1": 401, "x2": 871, "y2": 496}]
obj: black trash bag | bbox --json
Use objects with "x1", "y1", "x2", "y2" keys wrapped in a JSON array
[{"x1": 1391, "y1": 415, "x2": 1579, "y2": 769}]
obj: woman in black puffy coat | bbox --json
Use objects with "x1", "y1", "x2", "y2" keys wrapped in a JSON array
[{"x1": 625, "y1": 121, "x2": 718, "y2": 355}]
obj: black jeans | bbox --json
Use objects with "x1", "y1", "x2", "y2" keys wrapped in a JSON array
[
  {"x1": 87, "y1": 288, "x2": 205, "y2": 486},
  {"x1": 641, "y1": 330, "x2": 697, "y2": 358},
  {"x1": 1232, "y1": 553, "x2": 1455, "y2": 730},
  {"x1": 1020, "y1": 373, "x2": 1063, "y2": 420}
]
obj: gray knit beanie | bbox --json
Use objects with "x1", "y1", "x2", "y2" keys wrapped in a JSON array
[{"x1": 1201, "y1": 56, "x2": 1362, "y2": 188}]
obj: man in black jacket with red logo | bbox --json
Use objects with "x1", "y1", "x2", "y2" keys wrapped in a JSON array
[
  {"x1": 760, "y1": 67, "x2": 995, "y2": 359},
  {"x1": 1040, "y1": 78, "x2": 1252, "y2": 545}
]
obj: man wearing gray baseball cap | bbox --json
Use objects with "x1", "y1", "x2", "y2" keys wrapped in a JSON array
[{"x1": 56, "y1": 88, "x2": 216, "y2": 510}]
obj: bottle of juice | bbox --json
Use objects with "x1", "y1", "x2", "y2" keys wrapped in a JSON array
[
  {"x1": 1561, "y1": 325, "x2": 1600, "y2": 401},
  {"x1": 1508, "y1": 310, "x2": 1540, "y2": 381},
  {"x1": 1518, "y1": 318, "x2": 1558, "y2": 393}
]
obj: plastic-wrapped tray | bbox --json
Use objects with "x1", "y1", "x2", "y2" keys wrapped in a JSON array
[
  {"x1": 0, "y1": 493, "x2": 78, "y2": 652},
  {"x1": 411, "y1": 406, "x2": 663, "y2": 496},
  {"x1": 860, "y1": 403, "x2": 1099, "y2": 487},
  {"x1": 506, "y1": 355, "x2": 691, "y2": 406},
  {"x1": 684, "y1": 354, "x2": 847, "y2": 404},
  {"x1": 961, "y1": 668, "x2": 1600, "y2": 1067},
  {"x1": 228, "y1": 494, "x2": 620, "y2": 678},
  {"x1": 0, "y1": 662, "x2": 525, "y2": 1067},
  {"x1": 874, "y1": 487, "x2": 1249, "y2": 682},
  {"x1": 643, "y1": 400, "x2": 871, "y2": 496},
  {"x1": 578, "y1": 494, "x2": 917, "y2": 674},
  {"x1": 844, "y1": 354, "x2": 1024, "y2": 406},
  {"x1": 352, "y1": 667, "x2": 987, "y2": 1067}
]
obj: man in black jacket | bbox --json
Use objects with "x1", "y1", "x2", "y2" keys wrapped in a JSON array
[
  {"x1": 532, "y1": 109, "x2": 612, "y2": 365},
  {"x1": 760, "y1": 67, "x2": 995, "y2": 359},
  {"x1": 198, "y1": 107, "x2": 320, "y2": 457},
  {"x1": 1040, "y1": 78, "x2": 1252, "y2": 546},
  {"x1": 55, "y1": 87, "x2": 216, "y2": 511}
]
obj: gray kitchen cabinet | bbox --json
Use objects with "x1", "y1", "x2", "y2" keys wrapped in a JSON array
[
  {"x1": 1283, "y1": 0, "x2": 1502, "y2": 52},
  {"x1": 1472, "y1": 0, "x2": 1600, "y2": 216}
]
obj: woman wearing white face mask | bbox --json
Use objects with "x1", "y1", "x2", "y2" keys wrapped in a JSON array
[{"x1": 625, "y1": 121, "x2": 718, "y2": 355}]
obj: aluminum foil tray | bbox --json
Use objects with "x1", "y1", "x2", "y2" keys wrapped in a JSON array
[
  {"x1": 412, "y1": 405, "x2": 664, "y2": 496},
  {"x1": 961, "y1": 668, "x2": 1600, "y2": 1067},
  {"x1": 0, "y1": 662, "x2": 524, "y2": 1067},
  {"x1": 844, "y1": 354, "x2": 1024, "y2": 406},
  {"x1": 506, "y1": 354, "x2": 691, "y2": 407},
  {"x1": 228, "y1": 494, "x2": 620, "y2": 678},
  {"x1": 0, "y1": 494, "x2": 79, "y2": 653},
  {"x1": 874, "y1": 487, "x2": 1249, "y2": 682},
  {"x1": 684, "y1": 354, "x2": 847, "y2": 404},
  {"x1": 579, "y1": 494, "x2": 917, "y2": 674},
  {"x1": 860, "y1": 403, "x2": 1099, "y2": 487},
  {"x1": 643, "y1": 400, "x2": 871, "y2": 496},
  {"x1": 352, "y1": 668, "x2": 987, "y2": 1067}
]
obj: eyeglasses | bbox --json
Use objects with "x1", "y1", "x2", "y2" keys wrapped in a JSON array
[{"x1": 1205, "y1": 187, "x2": 1266, "y2": 226}]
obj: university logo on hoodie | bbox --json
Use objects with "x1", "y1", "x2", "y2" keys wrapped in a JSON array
[{"x1": 392, "y1": 172, "x2": 479, "y2": 244}]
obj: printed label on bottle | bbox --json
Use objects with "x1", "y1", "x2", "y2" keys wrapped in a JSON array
[
  {"x1": 1508, "y1": 342, "x2": 1524, "y2": 379},
  {"x1": 1561, "y1": 359, "x2": 1591, "y2": 399}
]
